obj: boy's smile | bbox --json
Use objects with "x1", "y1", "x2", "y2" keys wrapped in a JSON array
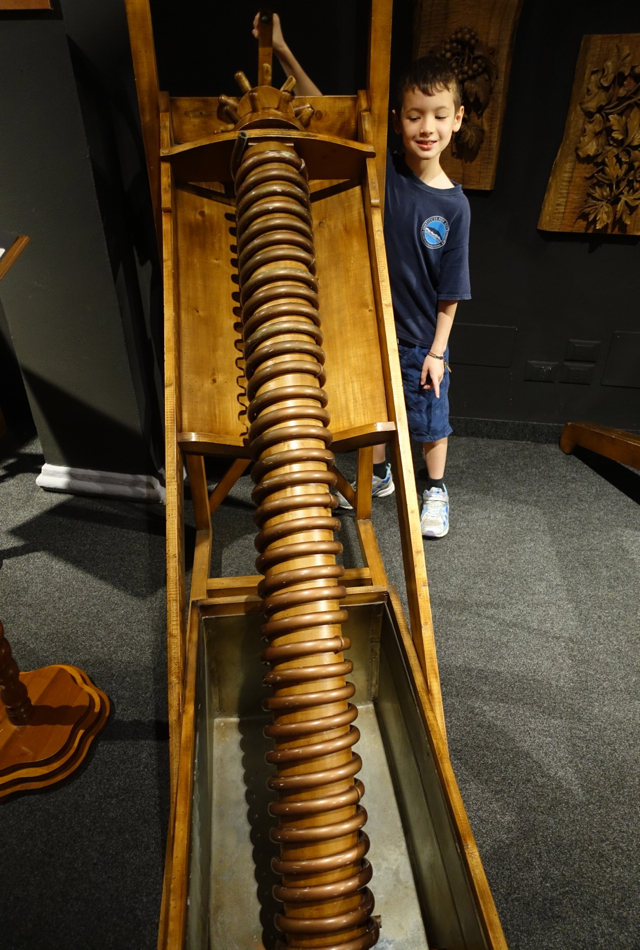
[{"x1": 393, "y1": 86, "x2": 464, "y2": 184}]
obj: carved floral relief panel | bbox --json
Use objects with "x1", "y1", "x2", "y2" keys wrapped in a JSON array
[{"x1": 539, "y1": 34, "x2": 640, "y2": 235}]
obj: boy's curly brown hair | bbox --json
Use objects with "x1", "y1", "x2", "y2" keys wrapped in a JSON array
[{"x1": 396, "y1": 55, "x2": 462, "y2": 112}]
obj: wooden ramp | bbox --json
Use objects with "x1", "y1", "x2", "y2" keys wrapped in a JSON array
[{"x1": 125, "y1": 3, "x2": 508, "y2": 948}]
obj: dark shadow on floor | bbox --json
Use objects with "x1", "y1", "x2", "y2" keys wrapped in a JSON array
[
  {"x1": 572, "y1": 445, "x2": 640, "y2": 505},
  {"x1": 9, "y1": 495, "x2": 171, "y2": 598}
]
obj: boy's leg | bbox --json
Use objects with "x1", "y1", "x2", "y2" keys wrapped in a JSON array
[{"x1": 423, "y1": 437, "x2": 448, "y2": 482}]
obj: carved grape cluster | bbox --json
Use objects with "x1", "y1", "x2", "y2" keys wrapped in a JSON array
[
  {"x1": 433, "y1": 27, "x2": 498, "y2": 163},
  {"x1": 577, "y1": 44, "x2": 640, "y2": 231},
  {"x1": 442, "y1": 28, "x2": 484, "y2": 81}
]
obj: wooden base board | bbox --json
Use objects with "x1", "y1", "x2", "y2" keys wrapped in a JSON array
[{"x1": 0, "y1": 665, "x2": 110, "y2": 800}]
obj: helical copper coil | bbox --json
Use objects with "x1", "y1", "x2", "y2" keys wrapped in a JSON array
[{"x1": 234, "y1": 139, "x2": 379, "y2": 950}]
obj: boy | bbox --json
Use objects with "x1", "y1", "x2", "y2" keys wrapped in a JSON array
[
  {"x1": 375, "y1": 58, "x2": 470, "y2": 538},
  {"x1": 253, "y1": 17, "x2": 470, "y2": 538}
]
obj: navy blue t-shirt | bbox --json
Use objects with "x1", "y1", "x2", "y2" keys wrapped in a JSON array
[{"x1": 384, "y1": 150, "x2": 471, "y2": 347}]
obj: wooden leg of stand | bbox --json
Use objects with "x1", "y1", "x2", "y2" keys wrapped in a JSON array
[
  {"x1": 355, "y1": 445, "x2": 373, "y2": 520},
  {"x1": 355, "y1": 518, "x2": 388, "y2": 587},
  {"x1": 0, "y1": 620, "x2": 33, "y2": 725},
  {"x1": 186, "y1": 454, "x2": 212, "y2": 602},
  {"x1": 208, "y1": 457, "x2": 251, "y2": 515}
]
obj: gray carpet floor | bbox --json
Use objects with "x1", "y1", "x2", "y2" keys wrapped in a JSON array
[{"x1": 0, "y1": 432, "x2": 638, "y2": 949}]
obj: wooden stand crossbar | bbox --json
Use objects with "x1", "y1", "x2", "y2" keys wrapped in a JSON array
[{"x1": 0, "y1": 621, "x2": 110, "y2": 800}]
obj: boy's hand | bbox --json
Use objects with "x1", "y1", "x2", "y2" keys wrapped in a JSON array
[
  {"x1": 252, "y1": 11, "x2": 286, "y2": 54},
  {"x1": 420, "y1": 354, "x2": 444, "y2": 398}
]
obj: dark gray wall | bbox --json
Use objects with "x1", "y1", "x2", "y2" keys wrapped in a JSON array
[
  {"x1": 0, "y1": 8, "x2": 160, "y2": 474},
  {"x1": 61, "y1": 0, "x2": 163, "y2": 463}
]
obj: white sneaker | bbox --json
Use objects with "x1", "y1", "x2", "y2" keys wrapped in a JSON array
[
  {"x1": 420, "y1": 485, "x2": 449, "y2": 538},
  {"x1": 336, "y1": 463, "x2": 395, "y2": 510}
]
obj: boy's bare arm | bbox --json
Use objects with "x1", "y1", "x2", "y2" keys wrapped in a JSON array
[
  {"x1": 253, "y1": 12, "x2": 322, "y2": 96},
  {"x1": 420, "y1": 300, "x2": 458, "y2": 398}
]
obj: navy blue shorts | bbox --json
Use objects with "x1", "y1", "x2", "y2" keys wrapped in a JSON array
[{"x1": 398, "y1": 341, "x2": 453, "y2": 443}]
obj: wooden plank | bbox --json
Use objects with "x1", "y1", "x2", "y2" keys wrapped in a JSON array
[
  {"x1": 361, "y1": 147, "x2": 447, "y2": 742},
  {"x1": 174, "y1": 185, "x2": 247, "y2": 444},
  {"x1": 163, "y1": 129, "x2": 375, "y2": 184},
  {"x1": 0, "y1": 235, "x2": 29, "y2": 282},
  {"x1": 160, "y1": 598, "x2": 201, "y2": 950},
  {"x1": 185, "y1": 455, "x2": 213, "y2": 608},
  {"x1": 332, "y1": 421, "x2": 396, "y2": 453},
  {"x1": 313, "y1": 182, "x2": 390, "y2": 437},
  {"x1": 197, "y1": 587, "x2": 391, "y2": 618},
  {"x1": 204, "y1": 571, "x2": 373, "y2": 594},
  {"x1": 367, "y1": 0, "x2": 393, "y2": 203},
  {"x1": 560, "y1": 421, "x2": 640, "y2": 470},
  {"x1": 160, "y1": 108, "x2": 186, "y2": 793},
  {"x1": 539, "y1": 34, "x2": 640, "y2": 234},
  {"x1": 355, "y1": 519, "x2": 389, "y2": 587},
  {"x1": 174, "y1": 353, "x2": 393, "y2": 454},
  {"x1": 170, "y1": 95, "x2": 360, "y2": 146},
  {"x1": 207, "y1": 575, "x2": 260, "y2": 591},
  {"x1": 186, "y1": 454, "x2": 211, "y2": 532},
  {"x1": 413, "y1": 0, "x2": 523, "y2": 190},
  {"x1": 172, "y1": 175, "x2": 389, "y2": 457},
  {"x1": 387, "y1": 588, "x2": 509, "y2": 950},
  {"x1": 356, "y1": 445, "x2": 374, "y2": 521},
  {"x1": 180, "y1": 434, "x2": 251, "y2": 457},
  {"x1": 124, "y1": 0, "x2": 162, "y2": 244}
]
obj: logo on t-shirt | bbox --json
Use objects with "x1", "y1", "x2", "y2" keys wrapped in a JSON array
[{"x1": 420, "y1": 216, "x2": 449, "y2": 249}]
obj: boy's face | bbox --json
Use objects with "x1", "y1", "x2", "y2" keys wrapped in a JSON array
[{"x1": 393, "y1": 85, "x2": 463, "y2": 174}]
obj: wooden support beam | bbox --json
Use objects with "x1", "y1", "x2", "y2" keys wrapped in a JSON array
[
  {"x1": 361, "y1": 148, "x2": 447, "y2": 742},
  {"x1": 355, "y1": 445, "x2": 374, "y2": 521},
  {"x1": 367, "y1": 0, "x2": 393, "y2": 209},
  {"x1": 209, "y1": 458, "x2": 252, "y2": 515},
  {"x1": 124, "y1": 0, "x2": 162, "y2": 246}
]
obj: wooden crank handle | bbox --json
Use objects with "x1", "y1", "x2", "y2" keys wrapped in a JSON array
[{"x1": 257, "y1": 8, "x2": 273, "y2": 86}]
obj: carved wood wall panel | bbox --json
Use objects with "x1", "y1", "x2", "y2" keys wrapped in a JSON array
[
  {"x1": 413, "y1": 0, "x2": 522, "y2": 190},
  {"x1": 539, "y1": 34, "x2": 640, "y2": 235}
]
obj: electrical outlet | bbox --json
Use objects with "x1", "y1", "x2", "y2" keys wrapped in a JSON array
[
  {"x1": 565, "y1": 339, "x2": 601, "y2": 361},
  {"x1": 524, "y1": 360, "x2": 558, "y2": 382},
  {"x1": 560, "y1": 361, "x2": 595, "y2": 384}
]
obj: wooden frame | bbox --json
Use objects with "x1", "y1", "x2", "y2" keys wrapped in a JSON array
[{"x1": 124, "y1": 3, "x2": 508, "y2": 947}]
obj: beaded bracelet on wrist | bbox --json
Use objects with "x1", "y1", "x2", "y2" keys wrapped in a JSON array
[{"x1": 428, "y1": 351, "x2": 451, "y2": 373}]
